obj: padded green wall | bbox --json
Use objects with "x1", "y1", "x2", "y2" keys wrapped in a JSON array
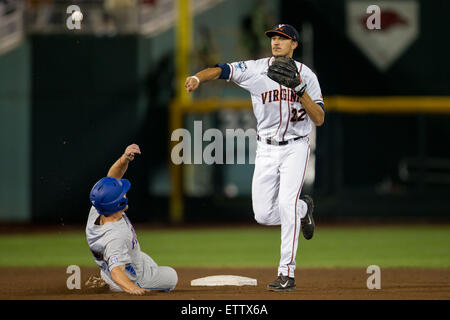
[{"x1": 0, "y1": 42, "x2": 31, "y2": 221}]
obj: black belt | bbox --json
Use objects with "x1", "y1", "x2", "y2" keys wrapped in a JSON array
[{"x1": 257, "y1": 135, "x2": 305, "y2": 146}]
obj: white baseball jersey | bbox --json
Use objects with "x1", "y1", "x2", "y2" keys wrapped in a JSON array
[
  {"x1": 218, "y1": 57, "x2": 323, "y2": 278},
  {"x1": 85, "y1": 206, "x2": 177, "y2": 291},
  {"x1": 225, "y1": 57, "x2": 323, "y2": 141}
]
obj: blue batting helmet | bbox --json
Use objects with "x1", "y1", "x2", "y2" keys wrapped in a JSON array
[{"x1": 89, "y1": 177, "x2": 131, "y2": 215}]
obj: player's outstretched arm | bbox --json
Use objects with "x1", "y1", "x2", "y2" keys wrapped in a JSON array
[
  {"x1": 110, "y1": 265, "x2": 150, "y2": 295},
  {"x1": 107, "y1": 144, "x2": 141, "y2": 180},
  {"x1": 300, "y1": 93, "x2": 325, "y2": 126},
  {"x1": 185, "y1": 67, "x2": 222, "y2": 92}
]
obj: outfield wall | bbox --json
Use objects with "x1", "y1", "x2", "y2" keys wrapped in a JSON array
[
  {"x1": 0, "y1": 0, "x2": 449, "y2": 223},
  {"x1": 0, "y1": 42, "x2": 31, "y2": 222}
]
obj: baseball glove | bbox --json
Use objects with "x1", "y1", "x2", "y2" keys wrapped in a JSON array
[{"x1": 267, "y1": 57, "x2": 307, "y2": 97}]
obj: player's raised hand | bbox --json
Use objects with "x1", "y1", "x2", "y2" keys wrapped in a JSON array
[
  {"x1": 185, "y1": 76, "x2": 200, "y2": 92},
  {"x1": 123, "y1": 144, "x2": 141, "y2": 162}
]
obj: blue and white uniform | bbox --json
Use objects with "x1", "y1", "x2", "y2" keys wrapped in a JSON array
[{"x1": 86, "y1": 206, "x2": 177, "y2": 292}]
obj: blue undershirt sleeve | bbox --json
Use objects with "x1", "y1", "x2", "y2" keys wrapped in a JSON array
[{"x1": 215, "y1": 63, "x2": 231, "y2": 80}]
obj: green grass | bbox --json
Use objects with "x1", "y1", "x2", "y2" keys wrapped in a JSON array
[{"x1": 0, "y1": 225, "x2": 449, "y2": 268}]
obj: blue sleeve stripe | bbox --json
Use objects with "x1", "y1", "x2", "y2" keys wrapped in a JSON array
[
  {"x1": 316, "y1": 102, "x2": 324, "y2": 110},
  {"x1": 215, "y1": 63, "x2": 231, "y2": 80}
]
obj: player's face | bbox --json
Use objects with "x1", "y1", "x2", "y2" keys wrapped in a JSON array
[{"x1": 271, "y1": 36, "x2": 297, "y2": 58}]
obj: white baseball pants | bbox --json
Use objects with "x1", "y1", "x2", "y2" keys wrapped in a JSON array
[{"x1": 252, "y1": 137, "x2": 310, "y2": 278}]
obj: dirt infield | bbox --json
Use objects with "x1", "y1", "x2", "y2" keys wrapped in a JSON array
[{"x1": 0, "y1": 266, "x2": 449, "y2": 300}]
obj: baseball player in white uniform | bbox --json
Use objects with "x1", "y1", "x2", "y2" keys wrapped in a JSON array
[
  {"x1": 86, "y1": 144, "x2": 178, "y2": 295},
  {"x1": 185, "y1": 24, "x2": 324, "y2": 291}
]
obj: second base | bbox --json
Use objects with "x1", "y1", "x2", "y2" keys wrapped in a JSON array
[{"x1": 191, "y1": 275, "x2": 257, "y2": 287}]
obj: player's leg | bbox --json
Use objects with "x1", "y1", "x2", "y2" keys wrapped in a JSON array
[
  {"x1": 277, "y1": 138, "x2": 310, "y2": 278},
  {"x1": 252, "y1": 140, "x2": 282, "y2": 225},
  {"x1": 139, "y1": 266, "x2": 178, "y2": 292},
  {"x1": 137, "y1": 252, "x2": 178, "y2": 292}
]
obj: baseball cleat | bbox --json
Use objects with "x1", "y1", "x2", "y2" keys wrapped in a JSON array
[
  {"x1": 267, "y1": 274, "x2": 296, "y2": 292},
  {"x1": 300, "y1": 195, "x2": 315, "y2": 240}
]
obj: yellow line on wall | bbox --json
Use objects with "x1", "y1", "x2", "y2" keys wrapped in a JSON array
[
  {"x1": 324, "y1": 96, "x2": 450, "y2": 114},
  {"x1": 171, "y1": 97, "x2": 450, "y2": 114}
]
